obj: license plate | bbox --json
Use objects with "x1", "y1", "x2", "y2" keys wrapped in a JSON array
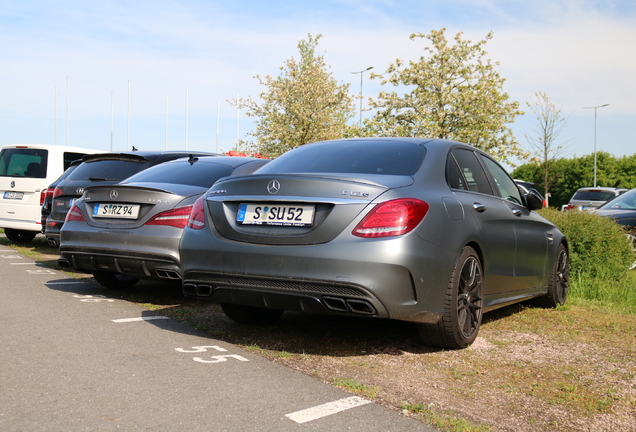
[
  {"x1": 237, "y1": 203, "x2": 314, "y2": 227},
  {"x1": 3, "y1": 191, "x2": 24, "y2": 200},
  {"x1": 93, "y1": 203, "x2": 140, "y2": 219}
]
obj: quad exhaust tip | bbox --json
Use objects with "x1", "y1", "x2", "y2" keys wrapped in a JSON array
[{"x1": 323, "y1": 296, "x2": 376, "y2": 315}]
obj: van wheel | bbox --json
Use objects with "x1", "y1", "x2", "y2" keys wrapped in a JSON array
[{"x1": 4, "y1": 228, "x2": 37, "y2": 243}]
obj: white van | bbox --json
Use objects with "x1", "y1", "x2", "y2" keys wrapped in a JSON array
[{"x1": 0, "y1": 144, "x2": 100, "y2": 243}]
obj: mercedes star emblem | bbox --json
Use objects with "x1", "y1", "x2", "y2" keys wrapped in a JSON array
[
  {"x1": 110, "y1": 190, "x2": 119, "y2": 199},
  {"x1": 267, "y1": 180, "x2": 281, "y2": 194}
]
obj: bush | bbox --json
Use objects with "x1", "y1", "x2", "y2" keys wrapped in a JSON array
[{"x1": 538, "y1": 208, "x2": 633, "y2": 280}]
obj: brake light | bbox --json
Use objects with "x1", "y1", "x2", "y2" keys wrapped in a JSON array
[
  {"x1": 352, "y1": 198, "x2": 429, "y2": 238},
  {"x1": 144, "y1": 205, "x2": 193, "y2": 229},
  {"x1": 40, "y1": 187, "x2": 54, "y2": 206},
  {"x1": 65, "y1": 204, "x2": 86, "y2": 222},
  {"x1": 52, "y1": 187, "x2": 63, "y2": 198},
  {"x1": 187, "y1": 197, "x2": 206, "y2": 230}
]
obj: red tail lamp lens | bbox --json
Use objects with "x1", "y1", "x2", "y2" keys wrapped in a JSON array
[
  {"x1": 65, "y1": 204, "x2": 86, "y2": 222},
  {"x1": 187, "y1": 197, "x2": 206, "y2": 230},
  {"x1": 145, "y1": 206, "x2": 193, "y2": 229},
  {"x1": 353, "y1": 198, "x2": 429, "y2": 238}
]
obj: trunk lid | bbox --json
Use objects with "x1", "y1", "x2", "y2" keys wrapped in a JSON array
[{"x1": 206, "y1": 173, "x2": 413, "y2": 245}]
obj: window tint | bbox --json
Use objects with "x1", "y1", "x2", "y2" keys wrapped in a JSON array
[
  {"x1": 449, "y1": 149, "x2": 493, "y2": 195},
  {"x1": 573, "y1": 190, "x2": 617, "y2": 201},
  {"x1": 124, "y1": 161, "x2": 234, "y2": 188},
  {"x1": 256, "y1": 140, "x2": 426, "y2": 176},
  {"x1": 63, "y1": 152, "x2": 88, "y2": 170},
  {"x1": 67, "y1": 159, "x2": 150, "y2": 182},
  {"x1": 0, "y1": 148, "x2": 48, "y2": 178},
  {"x1": 479, "y1": 155, "x2": 523, "y2": 205},
  {"x1": 446, "y1": 154, "x2": 467, "y2": 190}
]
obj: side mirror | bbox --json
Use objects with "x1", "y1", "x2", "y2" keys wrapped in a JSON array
[{"x1": 525, "y1": 189, "x2": 544, "y2": 211}]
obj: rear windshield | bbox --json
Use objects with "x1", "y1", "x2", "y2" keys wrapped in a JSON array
[
  {"x1": 256, "y1": 140, "x2": 426, "y2": 176},
  {"x1": 573, "y1": 190, "x2": 617, "y2": 201},
  {"x1": 0, "y1": 148, "x2": 48, "y2": 178},
  {"x1": 124, "y1": 161, "x2": 234, "y2": 188},
  {"x1": 66, "y1": 159, "x2": 151, "y2": 182}
]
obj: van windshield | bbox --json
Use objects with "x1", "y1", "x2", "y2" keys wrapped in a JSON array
[{"x1": 0, "y1": 148, "x2": 48, "y2": 178}]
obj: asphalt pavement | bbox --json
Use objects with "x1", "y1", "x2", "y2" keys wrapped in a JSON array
[{"x1": 0, "y1": 243, "x2": 437, "y2": 431}]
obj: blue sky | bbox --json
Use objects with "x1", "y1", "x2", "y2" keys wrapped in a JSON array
[{"x1": 1, "y1": 0, "x2": 634, "y2": 168}]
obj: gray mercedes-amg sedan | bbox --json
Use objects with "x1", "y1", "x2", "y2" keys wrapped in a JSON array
[
  {"x1": 179, "y1": 138, "x2": 569, "y2": 349},
  {"x1": 58, "y1": 156, "x2": 269, "y2": 289}
]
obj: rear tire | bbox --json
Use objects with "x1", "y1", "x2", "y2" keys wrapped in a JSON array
[
  {"x1": 418, "y1": 246, "x2": 484, "y2": 349},
  {"x1": 92, "y1": 271, "x2": 139, "y2": 290},
  {"x1": 221, "y1": 303, "x2": 283, "y2": 325},
  {"x1": 4, "y1": 228, "x2": 37, "y2": 243},
  {"x1": 535, "y1": 243, "x2": 569, "y2": 308}
]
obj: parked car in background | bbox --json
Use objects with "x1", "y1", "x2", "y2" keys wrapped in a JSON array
[
  {"x1": 595, "y1": 188, "x2": 636, "y2": 228},
  {"x1": 595, "y1": 188, "x2": 636, "y2": 270},
  {"x1": 0, "y1": 144, "x2": 99, "y2": 243},
  {"x1": 563, "y1": 187, "x2": 628, "y2": 211},
  {"x1": 179, "y1": 137, "x2": 569, "y2": 350},
  {"x1": 58, "y1": 156, "x2": 268, "y2": 289},
  {"x1": 45, "y1": 150, "x2": 216, "y2": 246},
  {"x1": 40, "y1": 159, "x2": 82, "y2": 245}
]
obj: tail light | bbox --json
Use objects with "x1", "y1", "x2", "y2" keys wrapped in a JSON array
[
  {"x1": 187, "y1": 197, "x2": 206, "y2": 230},
  {"x1": 65, "y1": 204, "x2": 86, "y2": 222},
  {"x1": 144, "y1": 205, "x2": 193, "y2": 229},
  {"x1": 40, "y1": 187, "x2": 54, "y2": 206},
  {"x1": 52, "y1": 187, "x2": 63, "y2": 198},
  {"x1": 352, "y1": 198, "x2": 429, "y2": 238}
]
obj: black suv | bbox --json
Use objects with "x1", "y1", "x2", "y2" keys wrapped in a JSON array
[{"x1": 45, "y1": 150, "x2": 216, "y2": 246}]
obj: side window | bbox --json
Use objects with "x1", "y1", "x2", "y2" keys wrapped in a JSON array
[
  {"x1": 445, "y1": 154, "x2": 467, "y2": 190},
  {"x1": 451, "y1": 149, "x2": 493, "y2": 195},
  {"x1": 479, "y1": 155, "x2": 523, "y2": 205},
  {"x1": 64, "y1": 152, "x2": 88, "y2": 170}
]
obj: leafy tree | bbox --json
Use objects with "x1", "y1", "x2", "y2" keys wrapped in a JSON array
[
  {"x1": 364, "y1": 28, "x2": 524, "y2": 163},
  {"x1": 235, "y1": 34, "x2": 355, "y2": 158},
  {"x1": 525, "y1": 91, "x2": 569, "y2": 205}
]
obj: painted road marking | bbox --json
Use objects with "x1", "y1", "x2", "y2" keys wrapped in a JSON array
[
  {"x1": 285, "y1": 396, "x2": 372, "y2": 424},
  {"x1": 112, "y1": 316, "x2": 170, "y2": 323}
]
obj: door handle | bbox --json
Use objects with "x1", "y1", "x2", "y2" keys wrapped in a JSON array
[
  {"x1": 473, "y1": 203, "x2": 486, "y2": 213},
  {"x1": 512, "y1": 209, "x2": 522, "y2": 216}
]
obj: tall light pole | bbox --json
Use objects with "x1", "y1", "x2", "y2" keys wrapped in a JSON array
[
  {"x1": 583, "y1": 103, "x2": 609, "y2": 187},
  {"x1": 351, "y1": 66, "x2": 373, "y2": 127}
]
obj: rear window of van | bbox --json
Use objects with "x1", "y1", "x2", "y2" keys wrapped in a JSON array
[{"x1": 0, "y1": 148, "x2": 49, "y2": 178}]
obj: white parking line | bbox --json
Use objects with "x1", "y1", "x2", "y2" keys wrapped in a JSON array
[
  {"x1": 10, "y1": 262, "x2": 35, "y2": 265},
  {"x1": 112, "y1": 316, "x2": 170, "y2": 323},
  {"x1": 285, "y1": 396, "x2": 372, "y2": 424}
]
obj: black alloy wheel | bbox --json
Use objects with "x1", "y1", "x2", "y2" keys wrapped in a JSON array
[{"x1": 418, "y1": 246, "x2": 484, "y2": 349}]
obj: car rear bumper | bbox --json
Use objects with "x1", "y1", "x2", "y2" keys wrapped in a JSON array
[
  {"x1": 179, "y1": 227, "x2": 454, "y2": 324},
  {"x1": 59, "y1": 222, "x2": 183, "y2": 280}
]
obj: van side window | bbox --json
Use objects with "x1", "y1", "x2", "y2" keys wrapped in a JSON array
[{"x1": 64, "y1": 152, "x2": 87, "y2": 170}]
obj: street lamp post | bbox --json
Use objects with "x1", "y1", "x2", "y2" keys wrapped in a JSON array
[
  {"x1": 583, "y1": 104, "x2": 609, "y2": 187},
  {"x1": 351, "y1": 66, "x2": 373, "y2": 128}
]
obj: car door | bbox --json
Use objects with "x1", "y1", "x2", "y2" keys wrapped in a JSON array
[
  {"x1": 478, "y1": 155, "x2": 548, "y2": 293},
  {"x1": 447, "y1": 148, "x2": 517, "y2": 297}
]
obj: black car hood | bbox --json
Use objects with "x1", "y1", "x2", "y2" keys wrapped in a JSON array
[{"x1": 595, "y1": 208, "x2": 636, "y2": 228}]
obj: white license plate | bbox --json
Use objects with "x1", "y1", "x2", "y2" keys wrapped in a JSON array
[
  {"x1": 93, "y1": 203, "x2": 140, "y2": 219},
  {"x1": 237, "y1": 203, "x2": 314, "y2": 227},
  {"x1": 3, "y1": 191, "x2": 24, "y2": 200}
]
